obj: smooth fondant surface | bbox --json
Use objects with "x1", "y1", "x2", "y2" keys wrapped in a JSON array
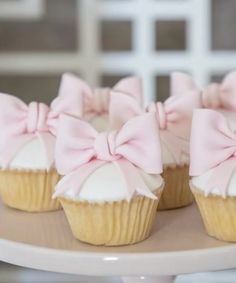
[
  {"x1": 58, "y1": 163, "x2": 163, "y2": 202},
  {"x1": 9, "y1": 138, "x2": 48, "y2": 170}
]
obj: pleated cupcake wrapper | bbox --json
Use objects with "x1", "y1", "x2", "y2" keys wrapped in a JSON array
[
  {"x1": 158, "y1": 164, "x2": 193, "y2": 210},
  {"x1": 0, "y1": 169, "x2": 61, "y2": 212},
  {"x1": 59, "y1": 187, "x2": 163, "y2": 246},
  {"x1": 191, "y1": 183, "x2": 236, "y2": 242}
]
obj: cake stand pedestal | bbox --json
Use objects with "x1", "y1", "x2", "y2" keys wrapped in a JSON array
[{"x1": 0, "y1": 201, "x2": 236, "y2": 283}]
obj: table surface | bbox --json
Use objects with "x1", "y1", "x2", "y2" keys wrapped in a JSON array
[{"x1": 0, "y1": 201, "x2": 236, "y2": 277}]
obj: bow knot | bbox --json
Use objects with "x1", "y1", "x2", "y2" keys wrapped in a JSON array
[
  {"x1": 94, "y1": 131, "x2": 119, "y2": 161},
  {"x1": 86, "y1": 88, "x2": 110, "y2": 114},
  {"x1": 147, "y1": 102, "x2": 167, "y2": 130},
  {"x1": 27, "y1": 102, "x2": 50, "y2": 133},
  {"x1": 202, "y1": 83, "x2": 222, "y2": 109}
]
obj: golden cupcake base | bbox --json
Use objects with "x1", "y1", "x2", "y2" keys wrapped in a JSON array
[
  {"x1": 191, "y1": 183, "x2": 236, "y2": 242},
  {"x1": 0, "y1": 169, "x2": 61, "y2": 212},
  {"x1": 158, "y1": 164, "x2": 193, "y2": 210},
  {"x1": 59, "y1": 187, "x2": 163, "y2": 246}
]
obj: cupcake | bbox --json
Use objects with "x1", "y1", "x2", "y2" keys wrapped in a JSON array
[
  {"x1": 109, "y1": 72, "x2": 201, "y2": 210},
  {"x1": 190, "y1": 109, "x2": 236, "y2": 242},
  {"x1": 0, "y1": 92, "x2": 81, "y2": 212},
  {"x1": 58, "y1": 73, "x2": 143, "y2": 131},
  {"x1": 53, "y1": 113, "x2": 164, "y2": 246}
]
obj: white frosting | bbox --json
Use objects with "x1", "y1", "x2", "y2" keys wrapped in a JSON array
[
  {"x1": 192, "y1": 113, "x2": 236, "y2": 196},
  {"x1": 9, "y1": 138, "x2": 48, "y2": 170},
  {"x1": 161, "y1": 141, "x2": 189, "y2": 166},
  {"x1": 192, "y1": 169, "x2": 236, "y2": 197},
  {"x1": 57, "y1": 163, "x2": 163, "y2": 202},
  {"x1": 90, "y1": 115, "x2": 109, "y2": 132}
]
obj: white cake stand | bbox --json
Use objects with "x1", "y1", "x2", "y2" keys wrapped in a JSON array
[{"x1": 0, "y1": 201, "x2": 236, "y2": 283}]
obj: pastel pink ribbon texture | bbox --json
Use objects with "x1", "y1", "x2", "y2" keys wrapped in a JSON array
[
  {"x1": 53, "y1": 113, "x2": 163, "y2": 201},
  {"x1": 190, "y1": 109, "x2": 236, "y2": 197},
  {"x1": 109, "y1": 72, "x2": 202, "y2": 163},
  {"x1": 58, "y1": 73, "x2": 143, "y2": 119},
  {"x1": 175, "y1": 71, "x2": 236, "y2": 111},
  {"x1": 202, "y1": 71, "x2": 236, "y2": 110},
  {"x1": 0, "y1": 92, "x2": 82, "y2": 170}
]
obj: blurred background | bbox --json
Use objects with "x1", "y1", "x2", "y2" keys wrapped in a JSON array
[
  {"x1": 0, "y1": 0, "x2": 236, "y2": 282},
  {"x1": 0, "y1": 0, "x2": 234, "y2": 105}
]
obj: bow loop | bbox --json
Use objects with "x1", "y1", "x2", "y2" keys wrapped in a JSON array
[
  {"x1": 170, "y1": 72, "x2": 199, "y2": 97},
  {"x1": 58, "y1": 73, "x2": 143, "y2": 119},
  {"x1": 113, "y1": 76, "x2": 143, "y2": 105},
  {"x1": 190, "y1": 109, "x2": 236, "y2": 196}
]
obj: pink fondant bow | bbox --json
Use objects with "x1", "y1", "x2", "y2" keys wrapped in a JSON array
[
  {"x1": 53, "y1": 113, "x2": 162, "y2": 200},
  {"x1": 109, "y1": 73, "x2": 201, "y2": 163},
  {"x1": 202, "y1": 71, "x2": 236, "y2": 111},
  {"x1": 0, "y1": 93, "x2": 82, "y2": 170},
  {"x1": 58, "y1": 73, "x2": 143, "y2": 119},
  {"x1": 190, "y1": 109, "x2": 236, "y2": 197},
  {"x1": 170, "y1": 72, "x2": 200, "y2": 97}
]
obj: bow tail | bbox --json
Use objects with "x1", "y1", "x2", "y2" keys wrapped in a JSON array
[
  {"x1": 115, "y1": 159, "x2": 157, "y2": 201},
  {"x1": 160, "y1": 130, "x2": 189, "y2": 164},
  {"x1": 0, "y1": 134, "x2": 35, "y2": 169},
  {"x1": 54, "y1": 158, "x2": 157, "y2": 201},
  {"x1": 53, "y1": 160, "x2": 106, "y2": 199},
  {"x1": 205, "y1": 157, "x2": 236, "y2": 198}
]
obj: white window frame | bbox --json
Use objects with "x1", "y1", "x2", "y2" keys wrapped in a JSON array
[
  {"x1": 0, "y1": 0, "x2": 45, "y2": 20},
  {"x1": 0, "y1": 0, "x2": 235, "y2": 104}
]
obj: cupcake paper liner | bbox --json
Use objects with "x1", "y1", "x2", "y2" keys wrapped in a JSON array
[
  {"x1": 191, "y1": 183, "x2": 236, "y2": 242},
  {"x1": 158, "y1": 164, "x2": 193, "y2": 210},
  {"x1": 0, "y1": 169, "x2": 61, "y2": 212},
  {"x1": 59, "y1": 187, "x2": 163, "y2": 246}
]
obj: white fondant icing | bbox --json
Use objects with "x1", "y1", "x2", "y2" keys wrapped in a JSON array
[
  {"x1": 192, "y1": 169, "x2": 236, "y2": 197},
  {"x1": 57, "y1": 163, "x2": 163, "y2": 202},
  {"x1": 9, "y1": 138, "x2": 48, "y2": 170},
  {"x1": 161, "y1": 141, "x2": 189, "y2": 166}
]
